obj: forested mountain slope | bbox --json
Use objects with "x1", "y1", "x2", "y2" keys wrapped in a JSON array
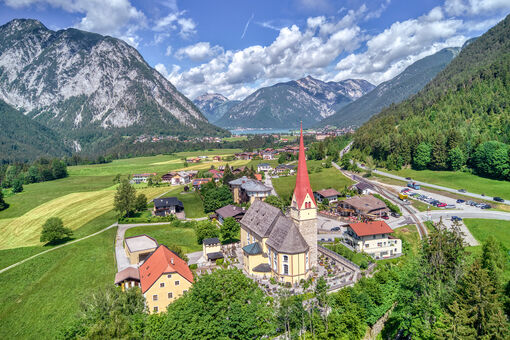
[
  {"x1": 354, "y1": 15, "x2": 510, "y2": 179},
  {"x1": 319, "y1": 47, "x2": 460, "y2": 128}
]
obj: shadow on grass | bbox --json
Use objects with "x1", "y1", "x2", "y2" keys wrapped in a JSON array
[{"x1": 42, "y1": 237, "x2": 75, "y2": 247}]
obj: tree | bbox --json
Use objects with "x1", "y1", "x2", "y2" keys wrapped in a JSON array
[
  {"x1": 167, "y1": 244, "x2": 189, "y2": 262},
  {"x1": 222, "y1": 164, "x2": 234, "y2": 185},
  {"x1": 134, "y1": 194, "x2": 147, "y2": 212},
  {"x1": 113, "y1": 174, "x2": 121, "y2": 184},
  {"x1": 315, "y1": 277, "x2": 329, "y2": 308},
  {"x1": 413, "y1": 143, "x2": 432, "y2": 170},
  {"x1": 203, "y1": 186, "x2": 233, "y2": 213},
  {"x1": 114, "y1": 179, "x2": 137, "y2": 217},
  {"x1": 51, "y1": 159, "x2": 68, "y2": 179},
  {"x1": 0, "y1": 190, "x2": 8, "y2": 211},
  {"x1": 448, "y1": 147, "x2": 465, "y2": 171},
  {"x1": 264, "y1": 195, "x2": 287, "y2": 212},
  {"x1": 146, "y1": 269, "x2": 275, "y2": 339},
  {"x1": 481, "y1": 236, "x2": 505, "y2": 288},
  {"x1": 473, "y1": 141, "x2": 510, "y2": 180},
  {"x1": 194, "y1": 221, "x2": 219, "y2": 244},
  {"x1": 40, "y1": 217, "x2": 73, "y2": 244},
  {"x1": 220, "y1": 217, "x2": 240, "y2": 243},
  {"x1": 11, "y1": 178, "x2": 23, "y2": 193}
]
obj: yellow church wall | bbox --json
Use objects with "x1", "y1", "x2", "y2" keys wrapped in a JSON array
[
  {"x1": 244, "y1": 253, "x2": 269, "y2": 275},
  {"x1": 144, "y1": 272, "x2": 192, "y2": 314}
]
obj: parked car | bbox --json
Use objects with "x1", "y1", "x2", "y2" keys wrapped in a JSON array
[
  {"x1": 401, "y1": 188, "x2": 410, "y2": 193},
  {"x1": 481, "y1": 204, "x2": 492, "y2": 209},
  {"x1": 458, "y1": 189, "x2": 466, "y2": 193},
  {"x1": 330, "y1": 226, "x2": 341, "y2": 231},
  {"x1": 445, "y1": 204, "x2": 456, "y2": 209},
  {"x1": 405, "y1": 177, "x2": 412, "y2": 180},
  {"x1": 467, "y1": 200, "x2": 477, "y2": 206},
  {"x1": 381, "y1": 215, "x2": 390, "y2": 220},
  {"x1": 494, "y1": 197, "x2": 504, "y2": 202},
  {"x1": 391, "y1": 212, "x2": 401, "y2": 217},
  {"x1": 451, "y1": 216, "x2": 463, "y2": 221},
  {"x1": 476, "y1": 203, "x2": 486, "y2": 208},
  {"x1": 437, "y1": 203, "x2": 447, "y2": 207},
  {"x1": 456, "y1": 199, "x2": 465, "y2": 204}
]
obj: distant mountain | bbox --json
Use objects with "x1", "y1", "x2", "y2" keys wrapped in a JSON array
[
  {"x1": 193, "y1": 93, "x2": 241, "y2": 123},
  {"x1": 319, "y1": 47, "x2": 460, "y2": 128},
  {"x1": 0, "y1": 19, "x2": 226, "y2": 154},
  {"x1": 354, "y1": 14, "x2": 510, "y2": 175},
  {"x1": 215, "y1": 76, "x2": 374, "y2": 129},
  {"x1": 0, "y1": 99, "x2": 70, "y2": 162}
]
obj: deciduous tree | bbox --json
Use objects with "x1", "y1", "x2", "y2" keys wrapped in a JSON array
[{"x1": 40, "y1": 217, "x2": 73, "y2": 244}]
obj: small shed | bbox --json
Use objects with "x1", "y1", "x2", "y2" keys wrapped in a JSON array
[
  {"x1": 203, "y1": 237, "x2": 223, "y2": 261},
  {"x1": 124, "y1": 234, "x2": 158, "y2": 265}
]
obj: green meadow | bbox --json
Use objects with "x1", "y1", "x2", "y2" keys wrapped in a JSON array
[{"x1": 125, "y1": 224, "x2": 201, "y2": 253}]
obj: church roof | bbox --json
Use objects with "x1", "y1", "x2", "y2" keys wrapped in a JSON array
[
  {"x1": 293, "y1": 124, "x2": 316, "y2": 208},
  {"x1": 242, "y1": 242, "x2": 263, "y2": 255},
  {"x1": 240, "y1": 199, "x2": 282, "y2": 238},
  {"x1": 265, "y1": 215, "x2": 309, "y2": 254}
]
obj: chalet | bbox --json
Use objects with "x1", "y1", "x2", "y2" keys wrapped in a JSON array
[
  {"x1": 139, "y1": 245, "x2": 194, "y2": 313},
  {"x1": 262, "y1": 152, "x2": 276, "y2": 160},
  {"x1": 161, "y1": 172, "x2": 191, "y2": 185},
  {"x1": 131, "y1": 173, "x2": 157, "y2": 184},
  {"x1": 257, "y1": 163, "x2": 273, "y2": 173},
  {"x1": 229, "y1": 176, "x2": 272, "y2": 204},
  {"x1": 215, "y1": 204, "x2": 246, "y2": 223},
  {"x1": 314, "y1": 188, "x2": 341, "y2": 204},
  {"x1": 337, "y1": 195, "x2": 389, "y2": 219},
  {"x1": 161, "y1": 172, "x2": 176, "y2": 183},
  {"x1": 344, "y1": 221, "x2": 402, "y2": 259},
  {"x1": 186, "y1": 157, "x2": 201, "y2": 163},
  {"x1": 192, "y1": 178, "x2": 212, "y2": 190},
  {"x1": 235, "y1": 152, "x2": 255, "y2": 160},
  {"x1": 212, "y1": 155, "x2": 222, "y2": 162},
  {"x1": 231, "y1": 166, "x2": 246, "y2": 175},
  {"x1": 202, "y1": 237, "x2": 224, "y2": 262},
  {"x1": 124, "y1": 234, "x2": 158, "y2": 265},
  {"x1": 274, "y1": 164, "x2": 296, "y2": 175},
  {"x1": 153, "y1": 197, "x2": 184, "y2": 217},
  {"x1": 115, "y1": 267, "x2": 141, "y2": 291},
  {"x1": 352, "y1": 182, "x2": 373, "y2": 195}
]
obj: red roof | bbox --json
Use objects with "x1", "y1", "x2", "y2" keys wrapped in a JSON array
[
  {"x1": 139, "y1": 245, "x2": 194, "y2": 294},
  {"x1": 293, "y1": 123, "x2": 316, "y2": 208},
  {"x1": 254, "y1": 174, "x2": 262, "y2": 181},
  {"x1": 348, "y1": 221, "x2": 394, "y2": 237}
]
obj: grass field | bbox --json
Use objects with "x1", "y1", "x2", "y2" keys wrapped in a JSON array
[
  {"x1": 0, "y1": 228, "x2": 116, "y2": 339},
  {"x1": 273, "y1": 162, "x2": 354, "y2": 200},
  {"x1": 160, "y1": 186, "x2": 206, "y2": 218},
  {"x1": 394, "y1": 225, "x2": 422, "y2": 256},
  {"x1": 385, "y1": 168, "x2": 510, "y2": 200},
  {"x1": 125, "y1": 224, "x2": 201, "y2": 253},
  {"x1": 0, "y1": 186, "x2": 171, "y2": 249}
]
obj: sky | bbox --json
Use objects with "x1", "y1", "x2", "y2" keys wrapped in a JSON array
[{"x1": 0, "y1": 0, "x2": 509, "y2": 101}]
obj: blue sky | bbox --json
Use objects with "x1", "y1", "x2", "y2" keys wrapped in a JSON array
[{"x1": 1, "y1": 0, "x2": 509, "y2": 100}]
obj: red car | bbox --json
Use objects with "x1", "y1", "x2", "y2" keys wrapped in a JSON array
[
  {"x1": 401, "y1": 188, "x2": 410, "y2": 193},
  {"x1": 437, "y1": 203, "x2": 447, "y2": 207},
  {"x1": 381, "y1": 215, "x2": 390, "y2": 220}
]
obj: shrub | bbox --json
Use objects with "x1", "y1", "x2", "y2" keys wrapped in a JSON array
[{"x1": 216, "y1": 258, "x2": 224, "y2": 265}]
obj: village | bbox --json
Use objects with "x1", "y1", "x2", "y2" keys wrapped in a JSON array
[{"x1": 116, "y1": 128, "x2": 404, "y2": 314}]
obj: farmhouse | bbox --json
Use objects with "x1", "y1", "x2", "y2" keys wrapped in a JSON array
[
  {"x1": 229, "y1": 176, "x2": 272, "y2": 204},
  {"x1": 257, "y1": 163, "x2": 273, "y2": 173},
  {"x1": 239, "y1": 127, "x2": 317, "y2": 284},
  {"x1": 161, "y1": 172, "x2": 191, "y2": 185},
  {"x1": 215, "y1": 204, "x2": 246, "y2": 223},
  {"x1": 212, "y1": 155, "x2": 222, "y2": 161},
  {"x1": 131, "y1": 173, "x2": 156, "y2": 184},
  {"x1": 352, "y1": 182, "x2": 373, "y2": 195},
  {"x1": 314, "y1": 188, "x2": 341, "y2": 204},
  {"x1": 202, "y1": 237, "x2": 224, "y2": 262},
  {"x1": 124, "y1": 234, "x2": 158, "y2": 265},
  {"x1": 139, "y1": 245, "x2": 194, "y2": 313},
  {"x1": 274, "y1": 164, "x2": 296, "y2": 175},
  {"x1": 115, "y1": 267, "x2": 140, "y2": 291},
  {"x1": 192, "y1": 178, "x2": 212, "y2": 190},
  {"x1": 343, "y1": 221, "x2": 402, "y2": 259},
  {"x1": 153, "y1": 197, "x2": 184, "y2": 217},
  {"x1": 337, "y1": 195, "x2": 389, "y2": 219}
]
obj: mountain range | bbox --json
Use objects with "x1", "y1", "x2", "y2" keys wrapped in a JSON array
[
  {"x1": 213, "y1": 76, "x2": 374, "y2": 129},
  {"x1": 0, "y1": 19, "x2": 226, "y2": 156},
  {"x1": 193, "y1": 93, "x2": 241, "y2": 123},
  {"x1": 319, "y1": 47, "x2": 461, "y2": 128}
]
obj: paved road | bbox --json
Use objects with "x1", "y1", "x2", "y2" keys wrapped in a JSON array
[
  {"x1": 361, "y1": 166, "x2": 509, "y2": 205},
  {"x1": 265, "y1": 175, "x2": 277, "y2": 196},
  {"x1": 0, "y1": 222, "x2": 118, "y2": 275}
]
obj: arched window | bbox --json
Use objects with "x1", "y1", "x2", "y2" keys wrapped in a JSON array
[{"x1": 283, "y1": 255, "x2": 288, "y2": 262}]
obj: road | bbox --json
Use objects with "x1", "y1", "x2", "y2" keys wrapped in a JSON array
[
  {"x1": 360, "y1": 166, "x2": 509, "y2": 205},
  {"x1": 264, "y1": 174, "x2": 277, "y2": 196}
]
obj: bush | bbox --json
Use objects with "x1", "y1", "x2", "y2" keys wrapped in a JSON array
[
  {"x1": 189, "y1": 264, "x2": 198, "y2": 270},
  {"x1": 216, "y1": 258, "x2": 224, "y2": 265}
]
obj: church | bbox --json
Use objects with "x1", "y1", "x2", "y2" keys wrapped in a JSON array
[{"x1": 239, "y1": 126, "x2": 317, "y2": 284}]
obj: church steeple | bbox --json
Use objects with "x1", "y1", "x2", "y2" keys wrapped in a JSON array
[{"x1": 292, "y1": 123, "x2": 316, "y2": 210}]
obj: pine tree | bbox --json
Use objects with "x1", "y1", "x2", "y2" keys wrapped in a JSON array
[{"x1": 435, "y1": 300, "x2": 476, "y2": 340}]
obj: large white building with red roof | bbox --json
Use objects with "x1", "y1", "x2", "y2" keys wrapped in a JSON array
[
  {"x1": 239, "y1": 125, "x2": 317, "y2": 284},
  {"x1": 344, "y1": 221, "x2": 402, "y2": 259}
]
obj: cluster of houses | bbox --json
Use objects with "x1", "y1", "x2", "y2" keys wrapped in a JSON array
[
  {"x1": 234, "y1": 146, "x2": 301, "y2": 161},
  {"x1": 133, "y1": 134, "x2": 222, "y2": 144}
]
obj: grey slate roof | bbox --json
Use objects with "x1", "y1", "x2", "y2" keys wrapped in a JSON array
[
  {"x1": 242, "y1": 242, "x2": 263, "y2": 255},
  {"x1": 154, "y1": 197, "x2": 183, "y2": 209},
  {"x1": 265, "y1": 215, "x2": 309, "y2": 254},
  {"x1": 203, "y1": 237, "x2": 220, "y2": 245},
  {"x1": 215, "y1": 204, "x2": 245, "y2": 219},
  {"x1": 229, "y1": 176, "x2": 271, "y2": 192},
  {"x1": 207, "y1": 252, "x2": 224, "y2": 261},
  {"x1": 252, "y1": 263, "x2": 271, "y2": 273},
  {"x1": 240, "y1": 200, "x2": 282, "y2": 238}
]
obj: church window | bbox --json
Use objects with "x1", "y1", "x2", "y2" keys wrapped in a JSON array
[
  {"x1": 283, "y1": 264, "x2": 289, "y2": 275},
  {"x1": 283, "y1": 255, "x2": 288, "y2": 262},
  {"x1": 305, "y1": 252, "x2": 309, "y2": 271},
  {"x1": 273, "y1": 252, "x2": 277, "y2": 270},
  {"x1": 247, "y1": 232, "x2": 250, "y2": 243}
]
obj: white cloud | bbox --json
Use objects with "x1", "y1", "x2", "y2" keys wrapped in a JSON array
[
  {"x1": 5, "y1": 0, "x2": 146, "y2": 47},
  {"x1": 165, "y1": 46, "x2": 173, "y2": 56},
  {"x1": 175, "y1": 42, "x2": 223, "y2": 61},
  {"x1": 153, "y1": 10, "x2": 196, "y2": 39},
  {"x1": 445, "y1": 0, "x2": 510, "y2": 16}
]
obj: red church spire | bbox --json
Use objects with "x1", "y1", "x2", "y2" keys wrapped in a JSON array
[{"x1": 293, "y1": 122, "x2": 316, "y2": 208}]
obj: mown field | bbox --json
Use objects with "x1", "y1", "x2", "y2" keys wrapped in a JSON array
[
  {"x1": 125, "y1": 224, "x2": 201, "y2": 253},
  {"x1": 385, "y1": 168, "x2": 510, "y2": 200},
  {"x1": 273, "y1": 161, "x2": 354, "y2": 200}
]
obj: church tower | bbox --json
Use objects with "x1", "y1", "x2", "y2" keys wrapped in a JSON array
[{"x1": 290, "y1": 123, "x2": 317, "y2": 268}]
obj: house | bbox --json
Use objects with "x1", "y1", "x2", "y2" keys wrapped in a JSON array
[
  {"x1": 231, "y1": 166, "x2": 246, "y2": 175},
  {"x1": 202, "y1": 237, "x2": 224, "y2": 262},
  {"x1": 215, "y1": 204, "x2": 246, "y2": 223},
  {"x1": 139, "y1": 245, "x2": 194, "y2": 313},
  {"x1": 212, "y1": 155, "x2": 222, "y2": 162},
  {"x1": 161, "y1": 172, "x2": 191, "y2": 185},
  {"x1": 337, "y1": 195, "x2": 389, "y2": 219},
  {"x1": 131, "y1": 173, "x2": 157, "y2": 184},
  {"x1": 212, "y1": 172, "x2": 223, "y2": 182},
  {"x1": 186, "y1": 157, "x2": 201, "y2": 163},
  {"x1": 153, "y1": 197, "x2": 184, "y2": 217},
  {"x1": 235, "y1": 152, "x2": 255, "y2": 160},
  {"x1": 254, "y1": 173, "x2": 263, "y2": 181},
  {"x1": 344, "y1": 221, "x2": 402, "y2": 259},
  {"x1": 257, "y1": 163, "x2": 273, "y2": 173},
  {"x1": 124, "y1": 234, "x2": 158, "y2": 265},
  {"x1": 262, "y1": 152, "x2": 276, "y2": 160},
  {"x1": 274, "y1": 164, "x2": 296, "y2": 175},
  {"x1": 229, "y1": 176, "x2": 272, "y2": 204},
  {"x1": 239, "y1": 127, "x2": 317, "y2": 284},
  {"x1": 115, "y1": 267, "x2": 141, "y2": 291},
  {"x1": 161, "y1": 172, "x2": 176, "y2": 183},
  {"x1": 352, "y1": 182, "x2": 373, "y2": 195},
  {"x1": 192, "y1": 178, "x2": 212, "y2": 190},
  {"x1": 314, "y1": 188, "x2": 341, "y2": 204}
]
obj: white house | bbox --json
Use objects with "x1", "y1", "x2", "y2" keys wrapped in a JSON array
[
  {"x1": 257, "y1": 163, "x2": 273, "y2": 173},
  {"x1": 344, "y1": 221, "x2": 402, "y2": 259}
]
